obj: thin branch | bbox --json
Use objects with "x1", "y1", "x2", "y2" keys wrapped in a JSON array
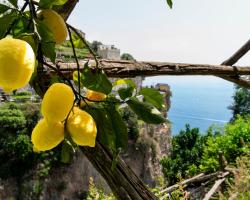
[
  {"x1": 41, "y1": 60, "x2": 79, "y2": 98},
  {"x1": 67, "y1": 23, "x2": 99, "y2": 69},
  {"x1": 67, "y1": 25, "x2": 81, "y2": 106}
]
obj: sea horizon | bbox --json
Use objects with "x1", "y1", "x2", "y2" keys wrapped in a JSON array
[{"x1": 143, "y1": 75, "x2": 235, "y2": 135}]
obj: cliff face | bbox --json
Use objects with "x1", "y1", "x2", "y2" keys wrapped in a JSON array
[
  {"x1": 0, "y1": 83, "x2": 172, "y2": 199},
  {"x1": 122, "y1": 123, "x2": 171, "y2": 187}
]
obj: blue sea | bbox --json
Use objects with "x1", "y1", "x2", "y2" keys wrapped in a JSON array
[{"x1": 143, "y1": 76, "x2": 235, "y2": 135}]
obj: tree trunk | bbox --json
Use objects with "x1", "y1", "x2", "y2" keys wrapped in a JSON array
[{"x1": 81, "y1": 142, "x2": 158, "y2": 200}]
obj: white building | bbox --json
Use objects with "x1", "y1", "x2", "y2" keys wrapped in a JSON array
[{"x1": 97, "y1": 45, "x2": 120, "y2": 60}]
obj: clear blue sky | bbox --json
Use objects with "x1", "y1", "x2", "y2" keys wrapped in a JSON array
[{"x1": 68, "y1": 0, "x2": 250, "y2": 66}]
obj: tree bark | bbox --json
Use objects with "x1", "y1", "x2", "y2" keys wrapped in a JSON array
[{"x1": 81, "y1": 143, "x2": 158, "y2": 200}]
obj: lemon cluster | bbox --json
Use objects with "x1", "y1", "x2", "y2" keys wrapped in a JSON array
[{"x1": 32, "y1": 83, "x2": 97, "y2": 151}]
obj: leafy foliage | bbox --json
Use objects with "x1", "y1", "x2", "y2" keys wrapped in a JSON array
[
  {"x1": 161, "y1": 116, "x2": 250, "y2": 185},
  {"x1": 120, "y1": 107, "x2": 139, "y2": 140},
  {"x1": 120, "y1": 53, "x2": 135, "y2": 61},
  {"x1": 90, "y1": 40, "x2": 102, "y2": 54},
  {"x1": 127, "y1": 97, "x2": 166, "y2": 124},
  {"x1": 229, "y1": 86, "x2": 250, "y2": 121},
  {"x1": 0, "y1": 102, "x2": 64, "y2": 179},
  {"x1": 161, "y1": 125, "x2": 207, "y2": 184},
  {"x1": 74, "y1": 62, "x2": 112, "y2": 95},
  {"x1": 200, "y1": 115, "x2": 250, "y2": 172},
  {"x1": 139, "y1": 87, "x2": 165, "y2": 110},
  {"x1": 86, "y1": 177, "x2": 116, "y2": 200},
  {"x1": 85, "y1": 104, "x2": 128, "y2": 152},
  {"x1": 0, "y1": 103, "x2": 34, "y2": 178}
]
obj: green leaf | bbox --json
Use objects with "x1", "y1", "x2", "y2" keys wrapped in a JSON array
[
  {"x1": 85, "y1": 105, "x2": 128, "y2": 151},
  {"x1": 114, "y1": 79, "x2": 136, "y2": 100},
  {"x1": 39, "y1": 0, "x2": 68, "y2": 9},
  {"x1": 12, "y1": 15, "x2": 31, "y2": 37},
  {"x1": 0, "y1": 11, "x2": 17, "y2": 39},
  {"x1": 114, "y1": 79, "x2": 136, "y2": 88},
  {"x1": 0, "y1": 4, "x2": 11, "y2": 14},
  {"x1": 7, "y1": 0, "x2": 18, "y2": 8},
  {"x1": 79, "y1": 63, "x2": 112, "y2": 95},
  {"x1": 127, "y1": 97, "x2": 166, "y2": 124},
  {"x1": 36, "y1": 20, "x2": 56, "y2": 62},
  {"x1": 71, "y1": 32, "x2": 85, "y2": 48},
  {"x1": 166, "y1": 0, "x2": 173, "y2": 9},
  {"x1": 85, "y1": 107, "x2": 116, "y2": 150},
  {"x1": 118, "y1": 87, "x2": 134, "y2": 100},
  {"x1": 139, "y1": 88, "x2": 165, "y2": 109},
  {"x1": 106, "y1": 105, "x2": 128, "y2": 150}
]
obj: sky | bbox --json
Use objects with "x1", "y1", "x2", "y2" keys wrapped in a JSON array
[{"x1": 68, "y1": 0, "x2": 250, "y2": 66}]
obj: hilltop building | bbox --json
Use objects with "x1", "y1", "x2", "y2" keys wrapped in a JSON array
[{"x1": 97, "y1": 45, "x2": 120, "y2": 60}]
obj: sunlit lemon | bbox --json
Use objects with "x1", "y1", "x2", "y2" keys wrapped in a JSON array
[
  {"x1": 67, "y1": 107, "x2": 97, "y2": 147},
  {"x1": 41, "y1": 83, "x2": 74, "y2": 122},
  {"x1": 38, "y1": 9, "x2": 68, "y2": 44},
  {"x1": 31, "y1": 118, "x2": 64, "y2": 151},
  {"x1": 86, "y1": 89, "x2": 106, "y2": 102},
  {"x1": 0, "y1": 37, "x2": 35, "y2": 93}
]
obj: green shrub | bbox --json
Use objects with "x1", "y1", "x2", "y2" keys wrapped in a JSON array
[
  {"x1": 0, "y1": 103, "x2": 41, "y2": 178},
  {"x1": 86, "y1": 177, "x2": 116, "y2": 200},
  {"x1": 120, "y1": 107, "x2": 139, "y2": 140},
  {"x1": 160, "y1": 125, "x2": 207, "y2": 184},
  {"x1": 0, "y1": 108, "x2": 26, "y2": 135},
  {"x1": 200, "y1": 116, "x2": 250, "y2": 172},
  {"x1": 19, "y1": 102, "x2": 41, "y2": 134},
  {"x1": 15, "y1": 91, "x2": 32, "y2": 96}
]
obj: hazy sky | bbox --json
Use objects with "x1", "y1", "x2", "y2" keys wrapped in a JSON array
[{"x1": 68, "y1": 0, "x2": 250, "y2": 66}]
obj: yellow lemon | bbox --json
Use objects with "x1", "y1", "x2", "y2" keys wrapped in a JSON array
[
  {"x1": 31, "y1": 118, "x2": 64, "y2": 151},
  {"x1": 41, "y1": 83, "x2": 74, "y2": 122},
  {"x1": 38, "y1": 9, "x2": 68, "y2": 44},
  {"x1": 0, "y1": 37, "x2": 35, "y2": 93},
  {"x1": 86, "y1": 89, "x2": 106, "y2": 102},
  {"x1": 67, "y1": 107, "x2": 97, "y2": 147}
]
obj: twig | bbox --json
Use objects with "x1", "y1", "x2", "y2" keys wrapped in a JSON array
[
  {"x1": 67, "y1": 23, "x2": 99, "y2": 69},
  {"x1": 41, "y1": 60, "x2": 79, "y2": 98},
  {"x1": 202, "y1": 178, "x2": 226, "y2": 200},
  {"x1": 159, "y1": 173, "x2": 205, "y2": 194},
  {"x1": 67, "y1": 25, "x2": 81, "y2": 106}
]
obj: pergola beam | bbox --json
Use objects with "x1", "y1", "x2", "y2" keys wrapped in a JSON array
[
  {"x1": 53, "y1": 60, "x2": 250, "y2": 77},
  {"x1": 219, "y1": 39, "x2": 250, "y2": 88}
]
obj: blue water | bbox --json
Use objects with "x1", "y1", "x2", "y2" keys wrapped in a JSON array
[{"x1": 143, "y1": 76, "x2": 234, "y2": 135}]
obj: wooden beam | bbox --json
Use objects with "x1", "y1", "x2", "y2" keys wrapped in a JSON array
[
  {"x1": 52, "y1": 60, "x2": 250, "y2": 77},
  {"x1": 219, "y1": 39, "x2": 250, "y2": 88}
]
